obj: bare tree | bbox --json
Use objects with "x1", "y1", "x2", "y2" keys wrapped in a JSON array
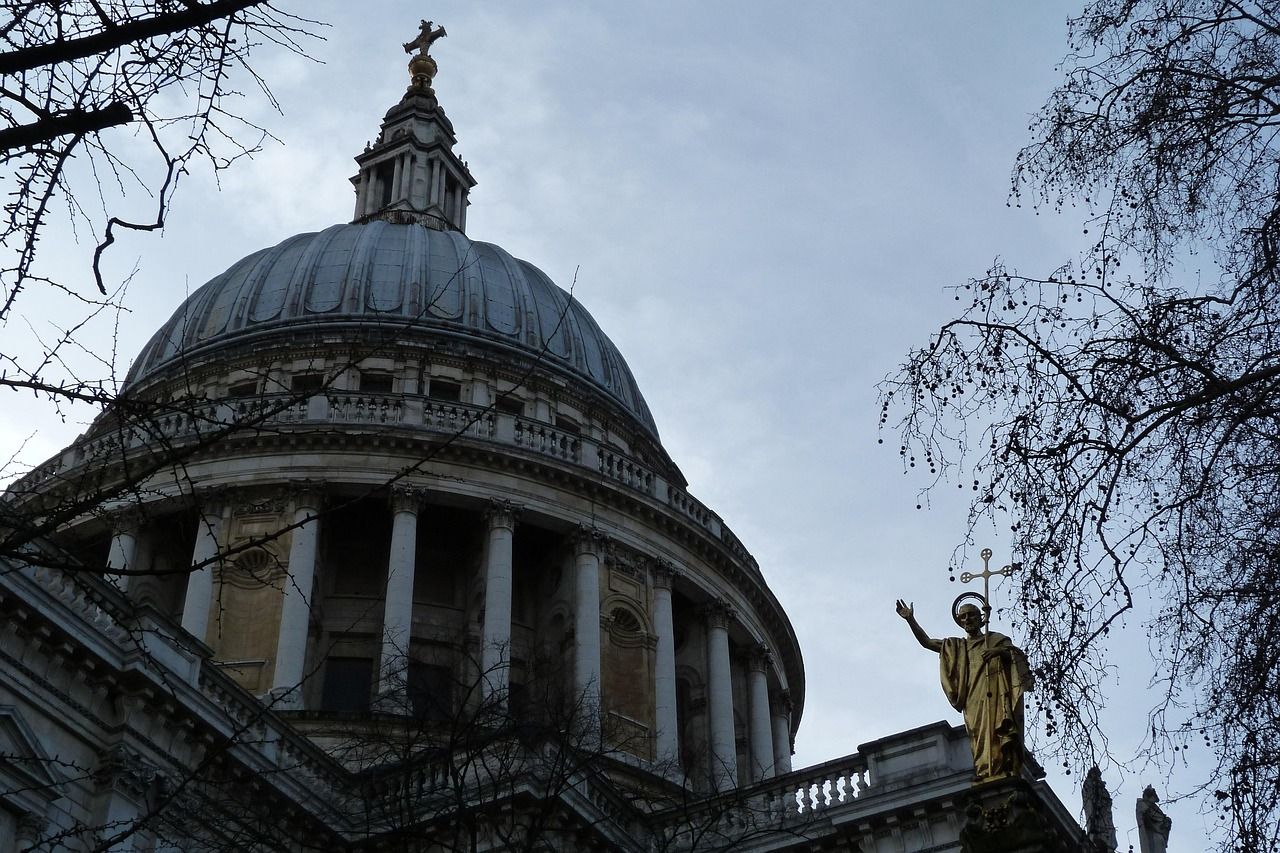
[
  {"x1": 0, "y1": 0, "x2": 320, "y2": 482},
  {"x1": 883, "y1": 3, "x2": 1280, "y2": 851}
]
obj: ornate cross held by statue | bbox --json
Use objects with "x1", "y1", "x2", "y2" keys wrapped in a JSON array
[
  {"x1": 958, "y1": 547, "x2": 1019, "y2": 639},
  {"x1": 895, "y1": 548, "x2": 1034, "y2": 784}
]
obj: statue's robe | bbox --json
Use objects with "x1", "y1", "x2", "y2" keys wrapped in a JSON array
[{"x1": 939, "y1": 631, "x2": 1033, "y2": 781}]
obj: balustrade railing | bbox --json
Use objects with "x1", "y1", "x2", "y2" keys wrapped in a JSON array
[
  {"x1": 753, "y1": 753, "x2": 871, "y2": 821},
  {"x1": 514, "y1": 418, "x2": 579, "y2": 462},
  {"x1": 598, "y1": 446, "x2": 653, "y2": 493},
  {"x1": 328, "y1": 392, "x2": 404, "y2": 425},
  {"x1": 19, "y1": 391, "x2": 757, "y2": 573},
  {"x1": 423, "y1": 398, "x2": 494, "y2": 438}
]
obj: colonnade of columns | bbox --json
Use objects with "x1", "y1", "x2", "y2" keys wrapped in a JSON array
[
  {"x1": 355, "y1": 148, "x2": 469, "y2": 230},
  {"x1": 165, "y1": 486, "x2": 793, "y2": 783}
]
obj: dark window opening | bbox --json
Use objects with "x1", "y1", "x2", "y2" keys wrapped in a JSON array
[
  {"x1": 377, "y1": 162, "x2": 395, "y2": 208},
  {"x1": 495, "y1": 395, "x2": 524, "y2": 416},
  {"x1": 228, "y1": 380, "x2": 259, "y2": 397},
  {"x1": 509, "y1": 680, "x2": 529, "y2": 720},
  {"x1": 325, "y1": 497, "x2": 391, "y2": 596},
  {"x1": 360, "y1": 372, "x2": 394, "y2": 394},
  {"x1": 427, "y1": 379, "x2": 461, "y2": 402},
  {"x1": 554, "y1": 416, "x2": 580, "y2": 434},
  {"x1": 414, "y1": 505, "x2": 477, "y2": 605},
  {"x1": 408, "y1": 662, "x2": 454, "y2": 721},
  {"x1": 677, "y1": 678, "x2": 695, "y2": 771},
  {"x1": 292, "y1": 373, "x2": 324, "y2": 394},
  {"x1": 445, "y1": 175, "x2": 459, "y2": 217},
  {"x1": 321, "y1": 658, "x2": 372, "y2": 713}
]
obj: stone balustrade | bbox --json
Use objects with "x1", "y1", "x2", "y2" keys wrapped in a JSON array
[
  {"x1": 13, "y1": 391, "x2": 760, "y2": 577},
  {"x1": 515, "y1": 418, "x2": 579, "y2": 461},
  {"x1": 755, "y1": 750, "x2": 871, "y2": 821}
]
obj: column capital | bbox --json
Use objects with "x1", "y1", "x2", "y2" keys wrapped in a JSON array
[
  {"x1": 104, "y1": 503, "x2": 146, "y2": 534},
  {"x1": 572, "y1": 523, "x2": 608, "y2": 556},
  {"x1": 287, "y1": 479, "x2": 326, "y2": 510},
  {"x1": 650, "y1": 557, "x2": 680, "y2": 590},
  {"x1": 770, "y1": 688, "x2": 793, "y2": 716},
  {"x1": 747, "y1": 644, "x2": 773, "y2": 673},
  {"x1": 389, "y1": 483, "x2": 424, "y2": 514},
  {"x1": 17, "y1": 813, "x2": 48, "y2": 842},
  {"x1": 485, "y1": 498, "x2": 520, "y2": 531},
  {"x1": 699, "y1": 599, "x2": 736, "y2": 630},
  {"x1": 194, "y1": 484, "x2": 228, "y2": 517}
]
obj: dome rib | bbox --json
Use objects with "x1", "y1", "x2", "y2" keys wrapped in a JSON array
[{"x1": 127, "y1": 223, "x2": 659, "y2": 437}]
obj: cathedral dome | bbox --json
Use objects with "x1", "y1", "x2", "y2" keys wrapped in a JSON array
[{"x1": 126, "y1": 220, "x2": 659, "y2": 437}]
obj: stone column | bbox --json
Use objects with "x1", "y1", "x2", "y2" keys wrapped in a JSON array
[
  {"x1": 651, "y1": 560, "x2": 680, "y2": 768},
  {"x1": 480, "y1": 500, "x2": 518, "y2": 705},
  {"x1": 771, "y1": 690, "x2": 794, "y2": 776},
  {"x1": 105, "y1": 508, "x2": 143, "y2": 591},
  {"x1": 378, "y1": 486, "x2": 421, "y2": 704},
  {"x1": 572, "y1": 526, "x2": 605, "y2": 726},
  {"x1": 747, "y1": 645, "x2": 776, "y2": 780},
  {"x1": 703, "y1": 601, "x2": 738, "y2": 791},
  {"x1": 181, "y1": 494, "x2": 225, "y2": 642},
  {"x1": 271, "y1": 483, "x2": 322, "y2": 708},
  {"x1": 390, "y1": 154, "x2": 403, "y2": 205},
  {"x1": 430, "y1": 160, "x2": 443, "y2": 207}
]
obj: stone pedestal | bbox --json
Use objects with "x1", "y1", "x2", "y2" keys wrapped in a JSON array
[{"x1": 960, "y1": 778, "x2": 1083, "y2": 853}]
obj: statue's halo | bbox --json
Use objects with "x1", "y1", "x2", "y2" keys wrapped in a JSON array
[{"x1": 951, "y1": 591, "x2": 988, "y2": 627}]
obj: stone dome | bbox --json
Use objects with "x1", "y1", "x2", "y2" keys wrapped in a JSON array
[{"x1": 127, "y1": 220, "x2": 659, "y2": 436}]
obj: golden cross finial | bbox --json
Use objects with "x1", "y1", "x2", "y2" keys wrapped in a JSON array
[
  {"x1": 958, "y1": 548, "x2": 1019, "y2": 635},
  {"x1": 402, "y1": 20, "x2": 448, "y2": 94},
  {"x1": 404, "y1": 20, "x2": 447, "y2": 57}
]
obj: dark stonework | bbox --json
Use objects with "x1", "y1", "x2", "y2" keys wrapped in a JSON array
[{"x1": 961, "y1": 778, "x2": 1088, "y2": 853}]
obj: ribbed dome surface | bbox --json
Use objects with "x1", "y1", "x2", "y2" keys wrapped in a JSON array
[{"x1": 128, "y1": 221, "x2": 658, "y2": 435}]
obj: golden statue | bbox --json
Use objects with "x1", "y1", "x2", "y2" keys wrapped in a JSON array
[{"x1": 895, "y1": 591, "x2": 1034, "y2": 783}]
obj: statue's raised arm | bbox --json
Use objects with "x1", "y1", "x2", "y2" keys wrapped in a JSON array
[{"x1": 895, "y1": 599, "x2": 942, "y2": 652}]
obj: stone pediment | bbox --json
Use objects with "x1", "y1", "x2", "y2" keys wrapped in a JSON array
[{"x1": 0, "y1": 705, "x2": 64, "y2": 799}]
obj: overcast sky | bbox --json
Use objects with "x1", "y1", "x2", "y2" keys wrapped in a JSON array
[{"x1": 3, "y1": 3, "x2": 1213, "y2": 849}]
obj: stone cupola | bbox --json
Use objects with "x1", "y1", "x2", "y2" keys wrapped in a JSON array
[{"x1": 350, "y1": 20, "x2": 476, "y2": 231}]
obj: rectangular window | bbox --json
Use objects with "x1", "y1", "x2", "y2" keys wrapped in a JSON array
[
  {"x1": 427, "y1": 379, "x2": 461, "y2": 402},
  {"x1": 227, "y1": 380, "x2": 259, "y2": 397},
  {"x1": 360, "y1": 372, "x2": 394, "y2": 393},
  {"x1": 377, "y1": 162, "x2": 395, "y2": 208},
  {"x1": 292, "y1": 373, "x2": 325, "y2": 394},
  {"x1": 554, "y1": 415, "x2": 581, "y2": 434},
  {"x1": 408, "y1": 661, "x2": 454, "y2": 721},
  {"x1": 320, "y1": 657, "x2": 372, "y2": 713},
  {"x1": 495, "y1": 395, "x2": 524, "y2": 416}
]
